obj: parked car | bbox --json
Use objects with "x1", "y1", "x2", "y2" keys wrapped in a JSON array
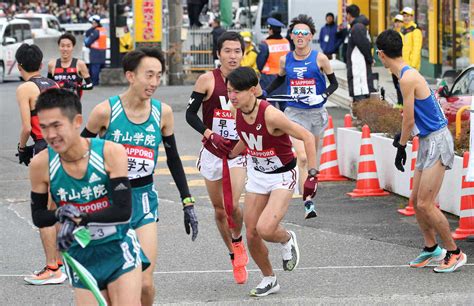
[
  {"x1": 439, "y1": 65, "x2": 474, "y2": 123},
  {"x1": 16, "y1": 13, "x2": 63, "y2": 38},
  {"x1": 0, "y1": 17, "x2": 34, "y2": 83}
]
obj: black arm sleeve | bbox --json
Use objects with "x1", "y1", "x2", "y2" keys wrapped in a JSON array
[
  {"x1": 31, "y1": 192, "x2": 57, "y2": 228},
  {"x1": 324, "y1": 73, "x2": 338, "y2": 97},
  {"x1": 80, "y1": 177, "x2": 132, "y2": 225},
  {"x1": 163, "y1": 134, "x2": 191, "y2": 201},
  {"x1": 47, "y1": 72, "x2": 54, "y2": 80},
  {"x1": 265, "y1": 75, "x2": 286, "y2": 95},
  {"x1": 81, "y1": 127, "x2": 98, "y2": 138},
  {"x1": 185, "y1": 91, "x2": 207, "y2": 135}
]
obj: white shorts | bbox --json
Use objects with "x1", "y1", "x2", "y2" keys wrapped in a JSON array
[
  {"x1": 246, "y1": 165, "x2": 297, "y2": 195},
  {"x1": 196, "y1": 146, "x2": 247, "y2": 181}
]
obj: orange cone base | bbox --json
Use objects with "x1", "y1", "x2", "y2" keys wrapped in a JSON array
[
  {"x1": 452, "y1": 229, "x2": 474, "y2": 240},
  {"x1": 318, "y1": 174, "x2": 348, "y2": 182},
  {"x1": 347, "y1": 188, "x2": 389, "y2": 197},
  {"x1": 398, "y1": 206, "x2": 416, "y2": 216}
]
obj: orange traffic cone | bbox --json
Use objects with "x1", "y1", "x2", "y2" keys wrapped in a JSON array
[
  {"x1": 398, "y1": 136, "x2": 418, "y2": 216},
  {"x1": 452, "y1": 152, "x2": 474, "y2": 240},
  {"x1": 318, "y1": 116, "x2": 348, "y2": 182},
  {"x1": 347, "y1": 125, "x2": 389, "y2": 197},
  {"x1": 344, "y1": 114, "x2": 352, "y2": 128}
]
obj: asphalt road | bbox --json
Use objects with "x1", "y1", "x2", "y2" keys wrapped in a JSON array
[{"x1": 1, "y1": 81, "x2": 474, "y2": 305}]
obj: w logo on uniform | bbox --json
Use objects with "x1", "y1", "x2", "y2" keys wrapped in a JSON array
[{"x1": 89, "y1": 172, "x2": 101, "y2": 183}]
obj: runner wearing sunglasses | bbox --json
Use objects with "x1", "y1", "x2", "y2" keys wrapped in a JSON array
[{"x1": 265, "y1": 14, "x2": 338, "y2": 219}]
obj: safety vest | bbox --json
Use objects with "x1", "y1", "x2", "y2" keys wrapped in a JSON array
[
  {"x1": 262, "y1": 38, "x2": 290, "y2": 75},
  {"x1": 91, "y1": 26, "x2": 107, "y2": 50}
]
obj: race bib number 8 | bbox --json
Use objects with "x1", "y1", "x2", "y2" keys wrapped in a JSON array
[
  {"x1": 212, "y1": 109, "x2": 239, "y2": 140},
  {"x1": 248, "y1": 148, "x2": 284, "y2": 173}
]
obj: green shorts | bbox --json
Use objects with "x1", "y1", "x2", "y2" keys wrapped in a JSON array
[
  {"x1": 131, "y1": 184, "x2": 159, "y2": 229},
  {"x1": 64, "y1": 229, "x2": 150, "y2": 290}
]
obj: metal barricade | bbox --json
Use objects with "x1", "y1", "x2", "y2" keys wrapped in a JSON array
[{"x1": 182, "y1": 28, "x2": 214, "y2": 72}]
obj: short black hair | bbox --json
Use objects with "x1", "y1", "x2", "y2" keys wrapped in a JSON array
[
  {"x1": 217, "y1": 31, "x2": 245, "y2": 55},
  {"x1": 326, "y1": 12, "x2": 335, "y2": 19},
  {"x1": 226, "y1": 67, "x2": 258, "y2": 91},
  {"x1": 289, "y1": 14, "x2": 316, "y2": 35},
  {"x1": 346, "y1": 4, "x2": 360, "y2": 18},
  {"x1": 375, "y1": 29, "x2": 403, "y2": 58},
  {"x1": 36, "y1": 88, "x2": 82, "y2": 122},
  {"x1": 15, "y1": 43, "x2": 42, "y2": 72},
  {"x1": 122, "y1": 48, "x2": 166, "y2": 74},
  {"x1": 58, "y1": 32, "x2": 76, "y2": 46}
]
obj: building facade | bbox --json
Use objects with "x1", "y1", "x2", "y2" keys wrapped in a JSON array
[{"x1": 338, "y1": 0, "x2": 474, "y2": 78}]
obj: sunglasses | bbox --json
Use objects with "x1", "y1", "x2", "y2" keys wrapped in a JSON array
[{"x1": 292, "y1": 29, "x2": 310, "y2": 36}]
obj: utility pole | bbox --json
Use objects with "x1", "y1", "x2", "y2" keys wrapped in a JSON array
[
  {"x1": 109, "y1": 0, "x2": 120, "y2": 68},
  {"x1": 167, "y1": 0, "x2": 183, "y2": 85}
]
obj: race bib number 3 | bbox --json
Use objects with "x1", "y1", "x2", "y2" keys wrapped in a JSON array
[
  {"x1": 248, "y1": 148, "x2": 284, "y2": 173},
  {"x1": 124, "y1": 144, "x2": 156, "y2": 179},
  {"x1": 290, "y1": 79, "x2": 316, "y2": 96},
  {"x1": 212, "y1": 109, "x2": 239, "y2": 140}
]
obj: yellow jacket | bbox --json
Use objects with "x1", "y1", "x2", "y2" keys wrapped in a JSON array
[
  {"x1": 401, "y1": 21, "x2": 422, "y2": 70},
  {"x1": 119, "y1": 32, "x2": 133, "y2": 53},
  {"x1": 241, "y1": 44, "x2": 259, "y2": 75}
]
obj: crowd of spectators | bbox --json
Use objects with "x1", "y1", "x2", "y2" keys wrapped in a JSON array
[{"x1": 0, "y1": 1, "x2": 109, "y2": 23}]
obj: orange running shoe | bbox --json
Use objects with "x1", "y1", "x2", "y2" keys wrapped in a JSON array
[
  {"x1": 24, "y1": 265, "x2": 67, "y2": 285},
  {"x1": 232, "y1": 259, "x2": 248, "y2": 284},
  {"x1": 232, "y1": 240, "x2": 249, "y2": 268},
  {"x1": 433, "y1": 251, "x2": 467, "y2": 273}
]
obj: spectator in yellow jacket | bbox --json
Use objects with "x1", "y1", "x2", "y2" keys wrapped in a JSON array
[
  {"x1": 391, "y1": 14, "x2": 405, "y2": 105},
  {"x1": 240, "y1": 31, "x2": 259, "y2": 75},
  {"x1": 401, "y1": 7, "x2": 422, "y2": 71},
  {"x1": 119, "y1": 26, "x2": 133, "y2": 62}
]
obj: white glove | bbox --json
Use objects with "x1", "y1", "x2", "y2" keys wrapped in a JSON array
[{"x1": 298, "y1": 94, "x2": 326, "y2": 106}]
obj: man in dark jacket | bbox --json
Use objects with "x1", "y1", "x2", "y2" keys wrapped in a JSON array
[
  {"x1": 84, "y1": 15, "x2": 106, "y2": 86},
  {"x1": 211, "y1": 18, "x2": 226, "y2": 62},
  {"x1": 319, "y1": 13, "x2": 342, "y2": 59},
  {"x1": 346, "y1": 5, "x2": 375, "y2": 102}
]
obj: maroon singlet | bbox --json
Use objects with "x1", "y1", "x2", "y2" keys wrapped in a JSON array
[
  {"x1": 236, "y1": 100, "x2": 294, "y2": 173},
  {"x1": 202, "y1": 68, "x2": 239, "y2": 157},
  {"x1": 29, "y1": 77, "x2": 59, "y2": 141}
]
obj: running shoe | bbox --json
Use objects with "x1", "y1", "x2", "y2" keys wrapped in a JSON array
[
  {"x1": 232, "y1": 240, "x2": 249, "y2": 268},
  {"x1": 281, "y1": 230, "x2": 300, "y2": 271},
  {"x1": 433, "y1": 251, "x2": 467, "y2": 273},
  {"x1": 409, "y1": 246, "x2": 446, "y2": 268},
  {"x1": 250, "y1": 276, "x2": 280, "y2": 297},
  {"x1": 231, "y1": 240, "x2": 249, "y2": 284},
  {"x1": 231, "y1": 259, "x2": 248, "y2": 284},
  {"x1": 304, "y1": 200, "x2": 317, "y2": 219},
  {"x1": 24, "y1": 266, "x2": 67, "y2": 285}
]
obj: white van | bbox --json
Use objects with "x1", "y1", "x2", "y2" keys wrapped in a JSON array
[
  {"x1": 16, "y1": 13, "x2": 63, "y2": 38},
  {"x1": 0, "y1": 17, "x2": 34, "y2": 83}
]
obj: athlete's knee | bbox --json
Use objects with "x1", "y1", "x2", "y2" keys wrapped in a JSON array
[
  {"x1": 414, "y1": 198, "x2": 433, "y2": 213},
  {"x1": 213, "y1": 205, "x2": 227, "y2": 222},
  {"x1": 256, "y1": 222, "x2": 276, "y2": 241},
  {"x1": 246, "y1": 227, "x2": 260, "y2": 244}
]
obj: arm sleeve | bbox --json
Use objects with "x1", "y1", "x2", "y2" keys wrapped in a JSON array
[
  {"x1": 351, "y1": 24, "x2": 373, "y2": 64},
  {"x1": 324, "y1": 73, "x2": 338, "y2": 96},
  {"x1": 185, "y1": 91, "x2": 207, "y2": 135},
  {"x1": 265, "y1": 74, "x2": 286, "y2": 95},
  {"x1": 31, "y1": 192, "x2": 57, "y2": 228},
  {"x1": 80, "y1": 177, "x2": 132, "y2": 225},
  {"x1": 81, "y1": 127, "x2": 98, "y2": 138},
  {"x1": 47, "y1": 72, "x2": 54, "y2": 80},
  {"x1": 256, "y1": 43, "x2": 269, "y2": 71},
  {"x1": 163, "y1": 134, "x2": 191, "y2": 201}
]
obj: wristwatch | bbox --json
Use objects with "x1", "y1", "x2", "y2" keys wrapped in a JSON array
[{"x1": 308, "y1": 168, "x2": 318, "y2": 178}]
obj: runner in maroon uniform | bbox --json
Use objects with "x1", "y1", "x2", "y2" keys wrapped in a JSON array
[
  {"x1": 15, "y1": 43, "x2": 65, "y2": 285},
  {"x1": 47, "y1": 33, "x2": 92, "y2": 98},
  {"x1": 186, "y1": 32, "x2": 265, "y2": 284},
  {"x1": 228, "y1": 67, "x2": 318, "y2": 297}
]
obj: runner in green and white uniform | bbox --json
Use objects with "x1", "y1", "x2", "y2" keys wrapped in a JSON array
[
  {"x1": 29, "y1": 88, "x2": 144, "y2": 304},
  {"x1": 82, "y1": 48, "x2": 198, "y2": 306}
]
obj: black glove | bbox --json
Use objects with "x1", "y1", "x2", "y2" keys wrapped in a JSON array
[
  {"x1": 16, "y1": 143, "x2": 34, "y2": 166},
  {"x1": 57, "y1": 219, "x2": 77, "y2": 251},
  {"x1": 392, "y1": 133, "x2": 407, "y2": 172},
  {"x1": 183, "y1": 199, "x2": 198, "y2": 241},
  {"x1": 55, "y1": 204, "x2": 84, "y2": 223}
]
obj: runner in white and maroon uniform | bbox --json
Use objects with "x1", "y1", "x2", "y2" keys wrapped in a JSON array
[{"x1": 227, "y1": 67, "x2": 318, "y2": 297}]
